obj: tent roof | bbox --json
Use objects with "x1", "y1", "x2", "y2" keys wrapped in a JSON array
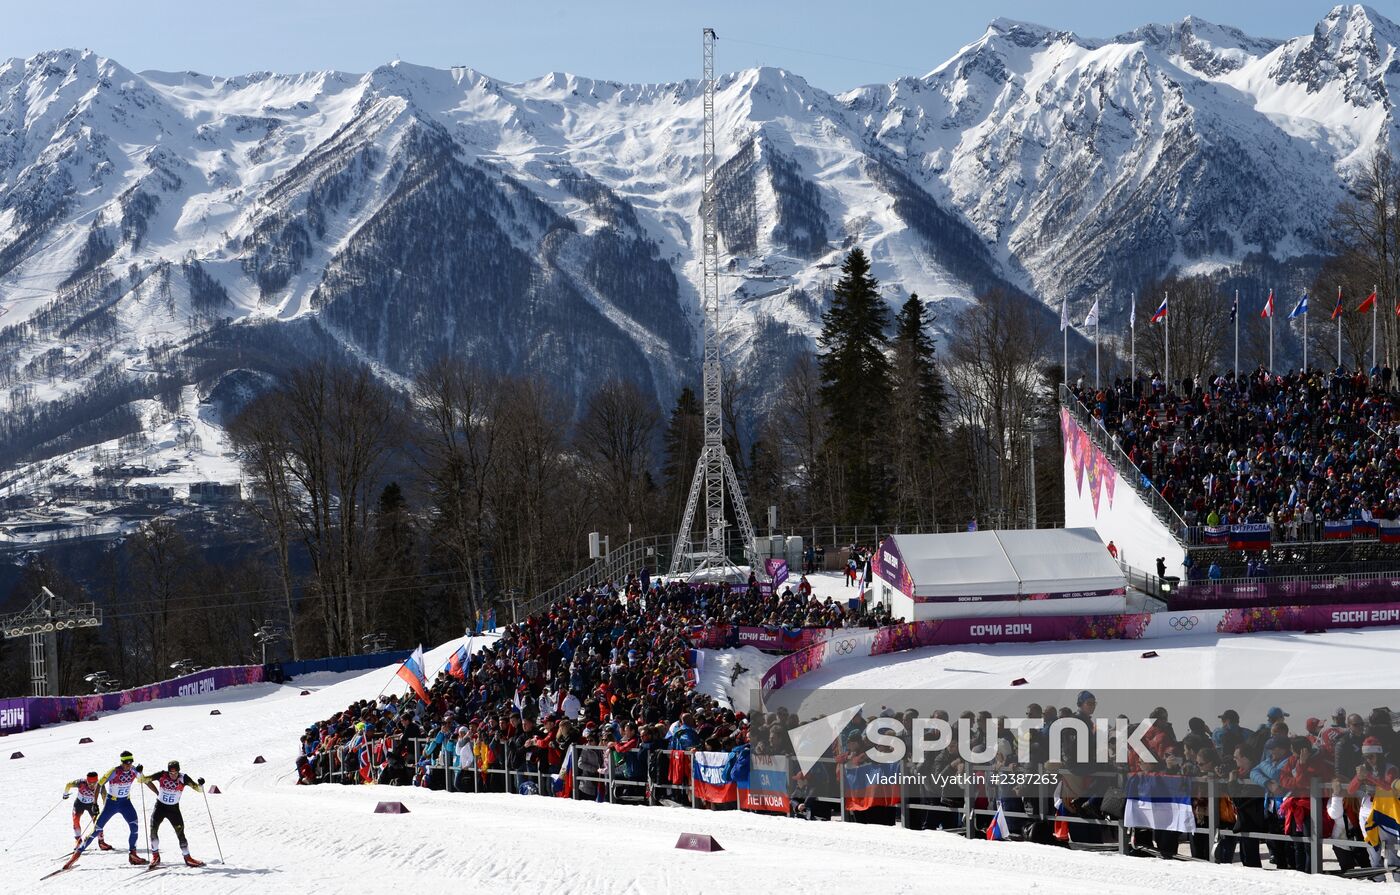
[{"x1": 885, "y1": 528, "x2": 1124, "y2": 598}]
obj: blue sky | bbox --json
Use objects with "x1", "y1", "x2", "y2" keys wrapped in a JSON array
[{"x1": 2, "y1": 1, "x2": 1360, "y2": 90}]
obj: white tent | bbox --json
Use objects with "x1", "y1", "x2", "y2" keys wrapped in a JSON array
[{"x1": 870, "y1": 528, "x2": 1127, "y2": 620}]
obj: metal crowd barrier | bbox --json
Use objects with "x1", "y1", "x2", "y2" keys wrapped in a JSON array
[{"x1": 303, "y1": 741, "x2": 1385, "y2": 877}]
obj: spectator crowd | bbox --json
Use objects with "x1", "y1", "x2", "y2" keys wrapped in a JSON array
[
  {"x1": 291, "y1": 566, "x2": 1400, "y2": 878},
  {"x1": 297, "y1": 575, "x2": 891, "y2": 794},
  {"x1": 1071, "y1": 366, "x2": 1400, "y2": 538}
]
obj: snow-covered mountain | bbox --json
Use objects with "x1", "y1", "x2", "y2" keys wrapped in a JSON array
[{"x1": 2, "y1": 5, "x2": 1399, "y2": 504}]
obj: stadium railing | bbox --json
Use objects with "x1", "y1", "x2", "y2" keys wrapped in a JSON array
[
  {"x1": 309, "y1": 739, "x2": 1377, "y2": 877},
  {"x1": 1059, "y1": 384, "x2": 1190, "y2": 542}
]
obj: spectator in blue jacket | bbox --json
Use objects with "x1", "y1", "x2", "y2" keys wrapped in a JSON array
[
  {"x1": 1249, "y1": 736, "x2": 1293, "y2": 869},
  {"x1": 668, "y1": 713, "x2": 700, "y2": 751},
  {"x1": 1212, "y1": 709, "x2": 1245, "y2": 757}
]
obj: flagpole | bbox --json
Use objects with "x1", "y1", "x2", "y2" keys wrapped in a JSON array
[
  {"x1": 1094, "y1": 312, "x2": 1100, "y2": 390},
  {"x1": 1303, "y1": 290, "x2": 1308, "y2": 372},
  {"x1": 1337, "y1": 285, "x2": 1343, "y2": 365},
  {"x1": 1373, "y1": 282, "x2": 1379, "y2": 373},
  {"x1": 1130, "y1": 292, "x2": 1136, "y2": 388},
  {"x1": 1233, "y1": 289, "x2": 1239, "y2": 381},
  {"x1": 1061, "y1": 296, "x2": 1067, "y2": 385},
  {"x1": 1164, "y1": 290, "x2": 1170, "y2": 391},
  {"x1": 1269, "y1": 287, "x2": 1274, "y2": 373}
]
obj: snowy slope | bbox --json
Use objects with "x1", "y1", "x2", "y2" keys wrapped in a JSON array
[
  {"x1": 3, "y1": 6, "x2": 1400, "y2": 494},
  {"x1": 0, "y1": 631, "x2": 1372, "y2": 894},
  {"x1": 793, "y1": 624, "x2": 1400, "y2": 691}
]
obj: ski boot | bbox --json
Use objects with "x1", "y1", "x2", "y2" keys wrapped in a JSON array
[
  {"x1": 61, "y1": 851, "x2": 81, "y2": 871},
  {"x1": 128, "y1": 849, "x2": 148, "y2": 866},
  {"x1": 184, "y1": 855, "x2": 205, "y2": 867},
  {"x1": 97, "y1": 838, "x2": 114, "y2": 851},
  {"x1": 150, "y1": 851, "x2": 161, "y2": 868}
]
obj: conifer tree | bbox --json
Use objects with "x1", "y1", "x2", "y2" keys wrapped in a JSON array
[
  {"x1": 889, "y1": 293, "x2": 947, "y2": 525},
  {"x1": 817, "y1": 248, "x2": 893, "y2": 521},
  {"x1": 660, "y1": 386, "x2": 703, "y2": 518}
]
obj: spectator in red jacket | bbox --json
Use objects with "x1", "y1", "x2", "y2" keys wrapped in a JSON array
[{"x1": 1279, "y1": 736, "x2": 1332, "y2": 872}]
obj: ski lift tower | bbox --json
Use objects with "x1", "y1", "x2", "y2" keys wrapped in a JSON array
[
  {"x1": 0, "y1": 587, "x2": 102, "y2": 696},
  {"x1": 668, "y1": 27, "x2": 759, "y2": 581}
]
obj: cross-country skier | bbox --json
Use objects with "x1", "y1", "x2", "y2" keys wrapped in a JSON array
[
  {"x1": 64, "y1": 751, "x2": 147, "y2": 868},
  {"x1": 139, "y1": 760, "x2": 205, "y2": 867},
  {"x1": 61, "y1": 772, "x2": 109, "y2": 851}
]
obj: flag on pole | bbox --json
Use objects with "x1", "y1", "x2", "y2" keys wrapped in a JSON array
[
  {"x1": 1150, "y1": 295, "x2": 1168, "y2": 322},
  {"x1": 1358, "y1": 291, "x2": 1377, "y2": 313},
  {"x1": 1261, "y1": 289, "x2": 1275, "y2": 318},
  {"x1": 1130, "y1": 294, "x2": 1136, "y2": 329},
  {"x1": 1083, "y1": 298, "x2": 1099, "y2": 328},
  {"x1": 442, "y1": 644, "x2": 470, "y2": 681},
  {"x1": 396, "y1": 645, "x2": 432, "y2": 703},
  {"x1": 1229, "y1": 294, "x2": 1237, "y2": 323},
  {"x1": 1332, "y1": 290, "x2": 1344, "y2": 320},
  {"x1": 1288, "y1": 293, "x2": 1308, "y2": 319},
  {"x1": 986, "y1": 802, "x2": 1011, "y2": 840},
  {"x1": 1059, "y1": 297, "x2": 1068, "y2": 331},
  {"x1": 551, "y1": 745, "x2": 576, "y2": 797}
]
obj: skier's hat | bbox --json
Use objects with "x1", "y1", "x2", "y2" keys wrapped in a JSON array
[
  {"x1": 119, "y1": 751, "x2": 134, "y2": 762},
  {"x1": 86, "y1": 771, "x2": 99, "y2": 779},
  {"x1": 167, "y1": 759, "x2": 180, "y2": 770}
]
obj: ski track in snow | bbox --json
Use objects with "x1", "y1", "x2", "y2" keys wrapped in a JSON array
[{"x1": 0, "y1": 628, "x2": 1382, "y2": 893}]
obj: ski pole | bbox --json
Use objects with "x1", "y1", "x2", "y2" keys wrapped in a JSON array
[
  {"x1": 5, "y1": 798, "x2": 63, "y2": 851},
  {"x1": 201, "y1": 788, "x2": 224, "y2": 864},
  {"x1": 53, "y1": 811, "x2": 96, "y2": 860},
  {"x1": 140, "y1": 776, "x2": 150, "y2": 857}
]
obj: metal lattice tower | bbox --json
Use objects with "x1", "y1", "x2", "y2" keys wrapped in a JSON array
[
  {"x1": 669, "y1": 28, "x2": 759, "y2": 580},
  {"x1": 0, "y1": 587, "x2": 102, "y2": 696}
]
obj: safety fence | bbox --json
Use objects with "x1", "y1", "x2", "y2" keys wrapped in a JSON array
[
  {"x1": 305, "y1": 741, "x2": 1385, "y2": 878},
  {"x1": 759, "y1": 598, "x2": 1400, "y2": 694},
  {"x1": 0, "y1": 665, "x2": 266, "y2": 734},
  {"x1": 1170, "y1": 571, "x2": 1400, "y2": 610},
  {"x1": 271, "y1": 651, "x2": 411, "y2": 682}
]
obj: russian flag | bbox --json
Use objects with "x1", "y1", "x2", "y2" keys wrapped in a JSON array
[
  {"x1": 1354, "y1": 519, "x2": 1379, "y2": 539},
  {"x1": 843, "y1": 761, "x2": 901, "y2": 811},
  {"x1": 986, "y1": 802, "x2": 1011, "y2": 840},
  {"x1": 1150, "y1": 296, "x2": 1168, "y2": 323},
  {"x1": 1323, "y1": 520, "x2": 1354, "y2": 540},
  {"x1": 442, "y1": 644, "x2": 470, "y2": 681},
  {"x1": 1227, "y1": 523, "x2": 1271, "y2": 551},
  {"x1": 1380, "y1": 521, "x2": 1400, "y2": 544},
  {"x1": 741, "y1": 755, "x2": 790, "y2": 813},
  {"x1": 692, "y1": 751, "x2": 738, "y2": 804},
  {"x1": 551, "y1": 745, "x2": 575, "y2": 797},
  {"x1": 396, "y1": 645, "x2": 432, "y2": 703},
  {"x1": 1203, "y1": 525, "x2": 1229, "y2": 545},
  {"x1": 1123, "y1": 775, "x2": 1197, "y2": 833}
]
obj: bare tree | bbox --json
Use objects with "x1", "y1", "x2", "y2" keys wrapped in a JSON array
[
  {"x1": 1133, "y1": 276, "x2": 1230, "y2": 387},
  {"x1": 945, "y1": 290, "x2": 1051, "y2": 527},
  {"x1": 125, "y1": 519, "x2": 193, "y2": 681},
  {"x1": 492, "y1": 376, "x2": 580, "y2": 603},
  {"x1": 773, "y1": 352, "x2": 831, "y2": 523},
  {"x1": 575, "y1": 377, "x2": 659, "y2": 540},
  {"x1": 1329, "y1": 149, "x2": 1400, "y2": 371},
  {"x1": 412, "y1": 359, "x2": 506, "y2": 625},
  {"x1": 231, "y1": 362, "x2": 401, "y2": 655},
  {"x1": 228, "y1": 396, "x2": 301, "y2": 659}
]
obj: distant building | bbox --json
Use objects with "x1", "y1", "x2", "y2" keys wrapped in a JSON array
[{"x1": 187, "y1": 482, "x2": 241, "y2": 503}]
